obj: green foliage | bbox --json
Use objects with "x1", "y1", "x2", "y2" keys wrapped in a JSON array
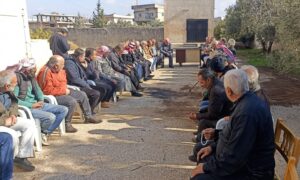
[
  {"x1": 30, "y1": 28, "x2": 52, "y2": 39},
  {"x1": 214, "y1": 20, "x2": 225, "y2": 40},
  {"x1": 268, "y1": 0, "x2": 300, "y2": 73},
  {"x1": 139, "y1": 20, "x2": 164, "y2": 27},
  {"x1": 92, "y1": 0, "x2": 107, "y2": 28},
  {"x1": 74, "y1": 13, "x2": 86, "y2": 28},
  {"x1": 223, "y1": 0, "x2": 300, "y2": 73},
  {"x1": 106, "y1": 20, "x2": 136, "y2": 28}
]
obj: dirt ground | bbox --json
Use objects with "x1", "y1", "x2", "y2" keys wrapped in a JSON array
[{"x1": 14, "y1": 63, "x2": 300, "y2": 180}]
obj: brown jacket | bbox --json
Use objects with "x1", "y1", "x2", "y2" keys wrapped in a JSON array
[{"x1": 0, "y1": 92, "x2": 19, "y2": 126}]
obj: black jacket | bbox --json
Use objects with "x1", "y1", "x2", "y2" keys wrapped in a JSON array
[
  {"x1": 203, "y1": 92, "x2": 275, "y2": 179},
  {"x1": 64, "y1": 56, "x2": 90, "y2": 88},
  {"x1": 197, "y1": 78, "x2": 232, "y2": 121},
  {"x1": 49, "y1": 33, "x2": 70, "y2": 59},
  {"x1": 108, "y1": 51, "x2": 127, "y2": 74}
]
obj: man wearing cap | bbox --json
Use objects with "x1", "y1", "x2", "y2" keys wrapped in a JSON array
[
  {"x1": 49, "y1": 27, "x2": 70, "y2": 59},
  {"x1": 13, "y1": 58, "x2": 68, "y2": 145},
  {"x1": 0, "y1": 70, "x2": 36, "y2": 171}
]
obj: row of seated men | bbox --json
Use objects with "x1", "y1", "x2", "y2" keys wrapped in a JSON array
[
  {"x1": 186, "y1": 43, "x2": 275, "y2": 179},
  {"x1": 0, "y1": 38, "x2": 174, "y2": 176}
]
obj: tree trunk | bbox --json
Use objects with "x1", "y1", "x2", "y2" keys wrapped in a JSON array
[
  {"x1": 261, "y1": 40, "x2": 267, "y2": 53},
  {"x1": 267, "y1": 41, "x2": 273, "y2": 54}
]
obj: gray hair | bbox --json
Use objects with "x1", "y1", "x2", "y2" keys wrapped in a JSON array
[
  {"x1": 224, "y1": 69, "x2": 249, "y2": 95},
  {"x1": 0, "y1": 70, "x2": 16, "y2": 88},
  {"x1": 241, "y1": 65, "x2": 261, "y2": 92},
  {"x1": 197, "y1": 68, "x2": 215, "y2": 80}
]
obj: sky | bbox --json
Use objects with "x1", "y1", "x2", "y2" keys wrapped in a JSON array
[{"x1": 26, "y1": 0, "x2": 236, "y2": 19}]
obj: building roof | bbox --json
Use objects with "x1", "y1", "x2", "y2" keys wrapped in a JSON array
[
  {"x1": 104, "y1": 13, "x2": 134, "y2": 19},
  {"x1": 131, "y1": 4, "x2": 164, "y2": 10},
  {"x1": 33, "y1": 13, "x2": 77, "y2": 18}
]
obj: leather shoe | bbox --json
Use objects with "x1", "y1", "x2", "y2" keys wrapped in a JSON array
[
  {"x1": 101, "y1": 102, "x2": 110, "y2": 108},
  {"x1": 66, "y1": 123, "x2": 77, "y2": 133},
  {"x1": 86, "y1": 117, "x2": 102, "y2": 124},
  {"x1": 131, "y1": 91, "x2": 143, "y2": 97},
  {"x1": 14, "y1": 158, "x2": 35, "y2": 172}
]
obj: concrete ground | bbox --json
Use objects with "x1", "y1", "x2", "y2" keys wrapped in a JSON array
[
  {"x1": 14, "y1": 62, "x2": 300, "y2": 179},
  {"x1": 15, "y1": 64, "x2": 200, "y2": 180}
]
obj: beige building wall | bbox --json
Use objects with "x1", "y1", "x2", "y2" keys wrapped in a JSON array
[
  {"x1": 132, "y1": 4, "x2": 164, "y2": 23},
  {"x1": 164, "y1": 0, "x2": 215, "y2": 43}
]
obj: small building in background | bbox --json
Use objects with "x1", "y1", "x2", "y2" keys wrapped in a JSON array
[
  {"x1": 29, "y1": 13, "x2": 92, "y2": 28},
  {"x1": 131, "y1": 4, "x2": 164, "y2": 24},
  {"x1": 164, "y1": 0, "x2": 215, "y2": 43},
  {"x1": 104, "y1": 14, "x2": 134, "y2": 25}
]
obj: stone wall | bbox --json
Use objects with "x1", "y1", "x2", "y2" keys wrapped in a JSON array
[{"x1": 66, "y1": 27, "x2": 164, "y2": 48}]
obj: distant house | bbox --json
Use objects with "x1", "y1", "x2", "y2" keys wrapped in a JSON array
[
  {"x1": 164, "y1": 0, "x2": 215, "y2": 43},
  {"x1": 29, "y1": 13, "x2": 92, "y2": 28},
  {"x1": 131, "y1": 4, "x2": 164, "y2": 24},
  {"x1": 104, "y1": 14, "x2": 134, "y2": 25}
]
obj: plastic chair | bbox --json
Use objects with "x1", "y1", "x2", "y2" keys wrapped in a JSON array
[
  {"x1": 18, "y1": 106, "x2": 42, "y2": 152},
  {"x1": 44, "y1": 95, "x2": 66, "y2": 135}
]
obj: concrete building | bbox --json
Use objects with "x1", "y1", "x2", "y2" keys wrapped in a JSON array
[
  {"x1": 131, "y1": 4, "x2": 164, "y2": 24},
  {"x1": 164, "y1": 0, "x2": 215, "y2": 43},
  {"x1": 104, "y1": 14, "x2": 134, "y2": 25},
  {"x1": 29, "y1": 13, "x2": 92, "y2": 28}
]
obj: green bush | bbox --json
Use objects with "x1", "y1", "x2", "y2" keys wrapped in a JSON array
[{"x1": 30, "y1": 28, "x2": 52, "y2": 39}]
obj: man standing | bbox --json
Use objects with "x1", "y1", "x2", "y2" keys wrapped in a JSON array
[
  {"x1": 191, "y1": 70, "x2": 275, "y2": 180},
  {"x1": 13, "y1": 58, "x2": 68, "y2": 145},
  {"x1": 0, "y1": 70, "x2": 35, "y2": 171},
  {"x1": 37, "y1": 55, "x2": 101, "y2": 129},
  {"x1": 49, "y1": 27, "x2": 70, "y2": 59}
]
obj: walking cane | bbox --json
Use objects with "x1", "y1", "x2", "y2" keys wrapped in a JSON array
[{"x1": 189, "y1": 81, "x2": 198, "y2": 93}]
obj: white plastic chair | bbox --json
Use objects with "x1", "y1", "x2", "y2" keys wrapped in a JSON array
[
  {"x1": 44, "y1": 95, "x2": 66, "y2": 135},
  {"x1": 18, "y1": 106, "x2": 42, "y2": 152}
]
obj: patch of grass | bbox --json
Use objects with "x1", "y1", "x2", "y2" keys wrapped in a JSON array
[{"x1": 237, "y1": 49, "x2": 269, "y2": 67}]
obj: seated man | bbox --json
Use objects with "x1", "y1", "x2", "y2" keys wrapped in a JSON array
[
  {"x1": 65, "y1": 49, "x2": 102, "y2": 114},
  {"x1": 0, "y1": 70, "x2": 35, "y2": 171},
  {"x1": 190, "y1": 65, "x2": 270, "y2": 163},
  {"x1": 0, "y1": 132, "x2": 13, "y2": 179},
  {"x1": 189, "y1": 69, "x2": 232, "y2": 141},
  {"x1": 94, "y1": 46, "x2": 125, "y2": 93},
  {"x1": 108, "y1": 44, "x2": 143, "y2": 91},
  {"x1": 37, "y1": 55, "x2": 101, "y2": 128},
  {"x1": 96, "y1": 46, "x2": 142, "y2": 97},
  {"x1": 160, "y1": 38, "x2": 174, "y2": 68},
  {"x1": 191, "y1": 70, "x2": 275, "y2": 180},
  {"x1": 84, "y1": 48, "x2": 115, "y2": 108},
  {"x1": 13, "y1": 58, "x2": 68, "y2": 145}
]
